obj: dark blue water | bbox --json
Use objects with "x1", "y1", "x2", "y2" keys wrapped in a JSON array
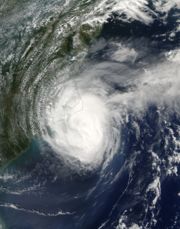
[
  {"x1": 0, "y1": 104, "x2": 180, "y2": 229},
  {"x1": 0, "y1": 2, "x2": 180, "y2": 229}
]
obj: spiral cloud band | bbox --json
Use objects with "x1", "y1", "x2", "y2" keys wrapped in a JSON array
[
  {"x1": 45, "y1": 81, "x2": 112, "y2": 166},
  {"x1": 0, "y1": 0, "x2": 180, "y2": 228}
]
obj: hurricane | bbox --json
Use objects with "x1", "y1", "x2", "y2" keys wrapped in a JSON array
[{"x1": 0, "y1": 0, "x2": 180, "y2": 228}]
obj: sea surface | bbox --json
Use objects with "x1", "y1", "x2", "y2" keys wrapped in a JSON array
[{"x1": 0, "y1": 0, "x2": 180, "y2": 228}]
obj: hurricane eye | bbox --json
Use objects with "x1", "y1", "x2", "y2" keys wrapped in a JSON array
[{"x1": 44, "y1": 83, "x2": 119, "y2": 168}]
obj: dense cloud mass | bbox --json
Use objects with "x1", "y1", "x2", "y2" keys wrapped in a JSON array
[{"x1": 0, "y1": 0, "x2": 179, "y2": 228}]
